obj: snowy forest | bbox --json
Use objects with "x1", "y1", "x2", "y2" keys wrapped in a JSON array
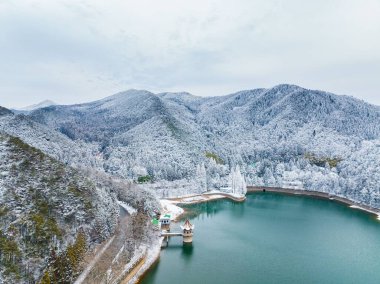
[
  {"x1": 2, "y1": 84, "x2": 380, "y2": 282},
  {"x1": 0, "y1": 132, "x2": 159, "y2": 283},
  {"x1": 3, "y1": 84, "x2": 379, "y2": 206}
]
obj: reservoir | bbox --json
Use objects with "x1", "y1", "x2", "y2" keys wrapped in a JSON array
[{"x1": 141, "y1": 192, "x2": 380, "y2": 284}]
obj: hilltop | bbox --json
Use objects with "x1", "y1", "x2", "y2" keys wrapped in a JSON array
[{"x1": 2, "y1": 84, "x2": 380, "y2": 207}]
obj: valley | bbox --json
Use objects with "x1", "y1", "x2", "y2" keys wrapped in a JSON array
[{"x1": 1, "y1": 84, "x2": 380, "y2": 283}]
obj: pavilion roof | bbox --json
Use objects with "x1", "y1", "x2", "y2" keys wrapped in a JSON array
[{"x1": 180, "y1": 219, "x2": 194, "y2": 230}]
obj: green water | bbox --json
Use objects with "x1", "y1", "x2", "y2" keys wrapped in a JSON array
[{"x1": 141, "y1": 193, "x2": 380, "y2": 284}]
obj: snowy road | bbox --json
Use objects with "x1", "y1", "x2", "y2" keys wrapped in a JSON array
[{"x1": 74, "y1": 205, "x2": 130, "y2": 284}]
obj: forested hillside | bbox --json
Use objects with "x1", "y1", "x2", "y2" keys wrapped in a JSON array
[
  {"x1": 15, "y1": 84, "x2": 380, "y2": 208},
  {"x1": 0, "y1": 132, "x2": 159, "y2": 283},
  {"x1": 2, "y1": 84, "x2": 380, "y2": 209},
  {"x1": 0, "y1": 132, "x2": 119, "y2": 282}
]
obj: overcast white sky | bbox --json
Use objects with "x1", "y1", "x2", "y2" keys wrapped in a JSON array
[{"x1": 0, "y1": 0, "x2": 379, "y2": 108}]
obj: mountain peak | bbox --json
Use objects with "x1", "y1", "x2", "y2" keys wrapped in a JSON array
[
  {"x1": 0, "y1": 106, "x2": 13, "y2": 116},
  {"x1": 99, "y1": 89, "x2": 154, "y2": 103},
  {"x1": 19, "y1": 100, "x2": 56, "y2": 111},
  {"x1": 112, "y1": 89, "x2": 153, "y2": 96},
  {"x1": 157, "y1": 91, "x2": 199, "y2": 103},
  {"x1": 270, "y1": 84, "x2": 303, "y2": 92}
]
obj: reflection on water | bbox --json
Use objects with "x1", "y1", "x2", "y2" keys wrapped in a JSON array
[
  {"x1": 181, "y1": 243, "x2": 193, "y2": 254},
  {"x1": 141, "y1": 193, "x2": 380, "y2": 284},
  {"x1": 181, "y1": 198, "x2": 244, "y2": 221},
  {"x1": 181, "y1": 243, "x2": 194, "y2": 263}
]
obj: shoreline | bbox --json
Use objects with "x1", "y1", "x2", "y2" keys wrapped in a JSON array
[
  {"x1": 128, "y1": 237, "x2": 163, "y2": 284},
  {"x1": 165, "y1": 191, "x2": 246, "y2": 205},
  {"x1": 128, "y1": 192, "x2": 246, "y2": 283},
  {"x1": 131, "y1": 187, "x2": 380, "y2": 283},
  {"x1": 247, "y1": 186, "x2": 380, "y2": 221},
  {"x1": 160, "y1": 191, "x2": 246, "y2": 221}
]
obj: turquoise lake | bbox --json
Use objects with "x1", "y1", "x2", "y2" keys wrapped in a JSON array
[{"x1": 141, "y1": 192, "x2": 380, "y2": 284}]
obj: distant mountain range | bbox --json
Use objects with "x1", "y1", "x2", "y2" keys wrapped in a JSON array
[
  {"x1": 12, "y1": 100, "x2": 56, "y2": 114},
  {"x1": 1, "y1": 84, "x2": 380, "y2": 205},
  {"x1": 1, "y1": 84, "x2": 380, "y2": 283}
]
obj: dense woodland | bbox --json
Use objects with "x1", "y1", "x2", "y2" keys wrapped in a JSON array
[
  {"x1": 6, "y1": 84, "x2": 379, "y2": 205},
  {"x1": 1, "y1": 84, "x2": 380, "y2": 282},
  {"x1": 0, "y1": 133, "x2": 158, "y2": 283}
]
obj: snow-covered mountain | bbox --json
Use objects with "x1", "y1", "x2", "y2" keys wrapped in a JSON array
[
  {"x1": 0, "y1": 132, "x2": 120, "y2": 283},
  {"x1": 14, "y1": 100, "x2": 56, "y2": 113},
  {"x1": 1, "y1": 85, "x2": 379, "y2": 283},
  {"x1": 0, "y1": 106, "x2": 13, "y2": 116},
  {"x1": 0, "y1": 108, "x2": 102, "y2": 169},
  {"x1": 0, "y1": 107, "x2": 160, "y2": 283},
  {"x1": 2, "y1": 84, "x2": 380, "y2": 207}
]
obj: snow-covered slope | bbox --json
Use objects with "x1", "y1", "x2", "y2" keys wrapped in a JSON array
[
  {"x1": 19, "y1": 100, "x2": 56, "y2": 111},
  {"x1": 0, "y1": 110, "x2": 102, "y2": 169},
  {"x1": 28, "y1": 90, "x2": 208, "y2": 180},
  {"x1": 0, "y1": 132, "x2": 119, "y2": 283},
  {"x1": 17, "y1": 85, "x2": 380, "y2": 170},
  {"x1": 0, "y1": 106, "x2": 13, "y2": 116},
  {"x1": 3, "y1": 84, "x2": 380, "y2": 208},
  {"x1": 0, "y1": 106, "x2": 164, "y2": 282},
  {"x1": 11, "y1": 100, "x2": 57, "y2": 115}
]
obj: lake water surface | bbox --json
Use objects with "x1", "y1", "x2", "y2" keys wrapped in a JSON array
[{"x1": 141, "y1": 193, "x2": 380, "y2": 284}]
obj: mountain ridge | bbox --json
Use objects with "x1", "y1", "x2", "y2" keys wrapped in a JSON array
[{"x1": 1, "y1": 84, "x2": 380, "y2": 209}]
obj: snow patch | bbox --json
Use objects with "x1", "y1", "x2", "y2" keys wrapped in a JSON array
[
  {"x1": 118, "y1": 201, "x2": 137, "y2": 215},
  {"x1": 160, "y1": 200, "x2": 184, "y2": 220}
]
